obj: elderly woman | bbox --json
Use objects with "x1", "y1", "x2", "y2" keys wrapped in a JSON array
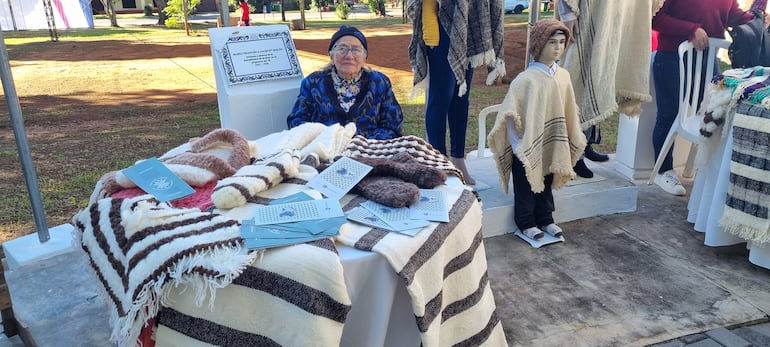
[{"x1": 286, "y1": 26, "x2": 404, "y2": 140}]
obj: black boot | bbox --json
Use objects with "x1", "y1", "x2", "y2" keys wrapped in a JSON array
[
  {"x1": 584, "y1": 144, "x2": 609, "y2": 162},
  {"x1": 573, "y1": 159, "x2": 593, "y2": 178}
]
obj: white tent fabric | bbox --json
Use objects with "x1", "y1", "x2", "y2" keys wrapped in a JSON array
[{"x1": 0, "y1": 0, "x2": 93, "y2": 31}]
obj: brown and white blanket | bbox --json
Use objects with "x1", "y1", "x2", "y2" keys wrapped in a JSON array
[
  {"x1": 337, "y1": 180, "x2": 507, "y2": 346},
  {"x1": 72, "y1": 195, "x2": 257, "y2": 347}
]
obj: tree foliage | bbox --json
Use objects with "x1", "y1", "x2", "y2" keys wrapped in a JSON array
[
  {"x1": 335, "y1": 1, "x2": 350, "y2": 19},
  {"x1": 163, "y1": 0, "x2": 201, "y2": 28}
]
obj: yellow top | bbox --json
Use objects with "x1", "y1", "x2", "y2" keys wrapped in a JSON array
[{"x1": 422, "y1": 0, "x2": 439, "y2": 46}]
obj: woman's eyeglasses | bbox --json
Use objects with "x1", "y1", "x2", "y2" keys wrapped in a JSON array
[{"x1": 332, "y1": 45, "x2": 366, "y2": 58}]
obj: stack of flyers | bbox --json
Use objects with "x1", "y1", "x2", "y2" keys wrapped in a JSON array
[
  {"x1": 240, "y1": 192, "x2": 347, "y2": 250},
  {"x1": 346, "y1": 201, "x2": 432, "y2": 236},
  {"x1": 240, "y1": 219, "x2": 342, "y2": 250}
]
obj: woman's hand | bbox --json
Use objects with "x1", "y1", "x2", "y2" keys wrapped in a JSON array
[{"x1": 691, "y1": 27, "x2": 709, "y2": 51}]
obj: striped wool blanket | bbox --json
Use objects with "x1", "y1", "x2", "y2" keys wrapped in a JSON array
[
  {"x1": 154, "y1": 163, "x2": 354, "y2": 346},
  {"x1": 337, "y1": 178, "x2": 507, "y2": 346},
  {"x1": 560, "y1": 0, "x2": 659, "y2": 127},
  {"x1": 720, "y1": 102, "x2": 770, "y2": 244},
  {"x1": 72, "y1": 195, "x2": 257, "y2": 347}
]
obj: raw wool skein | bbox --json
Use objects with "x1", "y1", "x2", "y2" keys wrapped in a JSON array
[
  {"x1": 211, "y1": 149, "x2": 301, "y2": 209},
  {"x1": 348, "y1": 152, "x2": 448, "y2": 207}
]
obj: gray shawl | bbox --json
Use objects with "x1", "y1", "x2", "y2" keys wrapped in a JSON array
[{"x1": 407, "y1": 0, "x2": 506, "y2": 97}]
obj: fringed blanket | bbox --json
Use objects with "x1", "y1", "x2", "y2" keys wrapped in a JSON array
[
  {"x1": 720, "y1": 102, "x2": 770, "y2": 244},
  {"x1": 135, "y1": 159, "x2": 355, "y2": 346},
  {"x1": 72, "y1": 195, "x2": 257, "y2": 347},
  {"x1": 561, "y1": 0, "x2": 656, "y2": 128},
  {"x1": 337, "y1": 181, "x2": 507, "y2": 346},
  {"x1": 155, "y1": 238, "x2": 352, "y2": 346}
]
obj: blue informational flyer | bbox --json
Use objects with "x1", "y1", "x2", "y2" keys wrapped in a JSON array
[
  {"x1": 121, "y1": 157, "x2": 195, "y2": 202},
  {"x1": 307, "y1": 157, "x2": 372, "y2": 200}
]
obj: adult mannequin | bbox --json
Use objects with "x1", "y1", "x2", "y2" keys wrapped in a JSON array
[
  {"x1": 407, "y1": 0, "x2": 506, "y2": 186},
  {"x1": 488, "y1": 19, "x2": 586, "y2": 240},
  {"x1": 556, "y1": 0, "x2": 663, "y2": 177}
]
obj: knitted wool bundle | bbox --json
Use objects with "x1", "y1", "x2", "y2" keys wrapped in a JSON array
[
  {"x1": 349, "y1": 152, "x2": 447, "y2": 208},
  {"x1": 528, "y1": 19, "x2": 571, "y2": 61}
]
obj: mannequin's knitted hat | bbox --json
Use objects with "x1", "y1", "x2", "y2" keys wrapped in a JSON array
[
  {"x1": 329, "y1": 26, "x2": 368, "y2": 53},
  {"x1": 529, "y1": 19, "x2": 571, "y2": 61}
]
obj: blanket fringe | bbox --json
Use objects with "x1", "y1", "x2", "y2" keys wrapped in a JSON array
[{"x1": 720, "y1": 215, "x2": 770, "y2": 244}]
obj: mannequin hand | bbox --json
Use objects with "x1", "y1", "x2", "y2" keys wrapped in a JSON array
[
  {"x1": 563, "y1": 19, "x2": 579, "y2": 40},
  {"x1": 691, "y1": 27, "x2": 709, "y2": 50}
]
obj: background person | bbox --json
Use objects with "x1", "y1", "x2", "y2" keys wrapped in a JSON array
[
  {"x1": 407, "y1": 0, "x2": 506, "y2": 186},
  {"x1": 287, "y1": 26, "x2": 404, "y2": 140},
  {"x1": 239, "y1": 0, "x2": 250, "y2": 26},
  {"x1": 651, "y1": 0, "x2": 755, "y2": 195}
]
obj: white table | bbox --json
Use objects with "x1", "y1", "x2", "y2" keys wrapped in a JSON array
[{"x1": 687, "y1": 104, "x2": 770, "y2": 269}]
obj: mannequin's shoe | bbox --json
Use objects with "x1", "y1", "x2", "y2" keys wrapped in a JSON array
[
  {"x1": 522, "y1": 227, "x2": 544, "y2": 240},
  {"x1": 584, "y1": 144, "x2": 609, "y2": 162},
  {"x1": 541, "y1": 223, "x2": 563, "y2": 238},
  {"x1": 573, "y1": 159, "x2": 594, "y2": 178}
]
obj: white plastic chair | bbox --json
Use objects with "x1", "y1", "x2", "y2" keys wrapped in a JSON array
[
  {"x1": 467, "y1": 104, "x2": 501, "y2": 159},
  {"x1": 647, "y1": 38, "x2": 731, "y2": 185}
]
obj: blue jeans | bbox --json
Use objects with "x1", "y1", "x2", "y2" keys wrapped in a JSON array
[
  {"x1": 652, "y1": 51, "x2": 680, "y2": 174},
  {"x1": 426, "y1": 24, "x2": 474, "y2": 158}
]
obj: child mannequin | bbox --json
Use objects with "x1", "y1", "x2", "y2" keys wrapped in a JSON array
[{"x1": 488, "y1": 19, "x2": 586, "y2": 240}]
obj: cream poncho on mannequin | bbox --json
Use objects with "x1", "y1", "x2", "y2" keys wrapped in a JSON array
[{"x1": 489, "y1": 66, "x2": 587, "y2": 194}]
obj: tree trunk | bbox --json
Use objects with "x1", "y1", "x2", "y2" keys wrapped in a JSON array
[
  {"x1": 182, "y1": 0, "x2": 190, "y2": 35},
  {"x1": 101, "y1": 0, "x2": 119, "y2": 27},
  {"x1": 154, "y1": 0, "x2": 168, "y2": 25}
]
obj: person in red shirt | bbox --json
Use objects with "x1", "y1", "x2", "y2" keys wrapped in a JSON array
[
  {"x1": 650, "y1": 0, "x2": 755, "y2": 196},
  {"x1": 239, "y1": 0, "x2": 250, "y2": 26}
]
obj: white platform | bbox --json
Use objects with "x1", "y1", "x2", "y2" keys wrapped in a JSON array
[{"x1": 467, "y1": 154, "x2": 638, "y2": 238}]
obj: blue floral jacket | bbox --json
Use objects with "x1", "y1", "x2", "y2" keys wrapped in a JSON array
[{"x1": 286, "y1": 67, "x2": 403, "y2": 140}]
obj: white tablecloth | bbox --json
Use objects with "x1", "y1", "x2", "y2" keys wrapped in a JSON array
[{"x1": 687, "y1": 107, "x2": 770, "y2": 270}]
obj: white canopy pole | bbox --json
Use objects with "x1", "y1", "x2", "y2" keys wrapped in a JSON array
[
  {"x1": 0, "y1": 26, "x2": 50, "y2": 243},
  {"x1": 524, "y1": 3, "x2": 541, "y2": 67}
]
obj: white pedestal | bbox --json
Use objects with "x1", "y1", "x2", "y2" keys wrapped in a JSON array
[
  {"x1": 613, "y1": 57, "x2": 691, "y2": 180},
  {"x1": 209, "y1": 25, "x2": 304, "y2": 141},
  {"x1": 2, "y1": 224, "x2": 76, "y2": 271}
]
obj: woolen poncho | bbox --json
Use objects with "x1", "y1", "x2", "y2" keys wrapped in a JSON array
[
  {"x1": 407, "y1": 0, "x2": 506, "y2": 97},
  {"x1": 560, "y1": 0, "x2": 664, "y2": 128},
  {"x1": 488, "y1": 66, "x2": 587, "y2": 194}
]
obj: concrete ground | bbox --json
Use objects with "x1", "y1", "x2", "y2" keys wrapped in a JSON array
[{"x1": 477, "y1": 159, "x2": 770, "y2": 346}]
